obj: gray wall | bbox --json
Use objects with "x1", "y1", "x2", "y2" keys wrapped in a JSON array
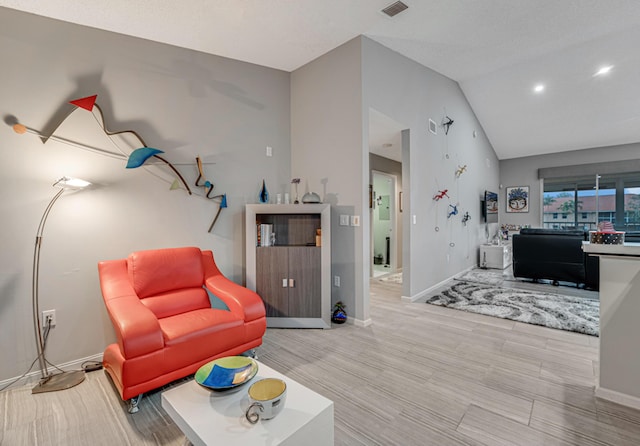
[
  {"x1": 291, "y1": 38, "x2": 366, "y2": 322},
  {"x1": 361, "y1": 37, "x2": 500, "y2": 300},
  {"x1": 0, "y1": 8, "x2": 291, "y2": 383},
  {"x1": 499, "y1": 142, "x2": 640, "y2": 227}
]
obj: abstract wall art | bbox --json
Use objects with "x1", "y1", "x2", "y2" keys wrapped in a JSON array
[
  {"x1": 506, "y1": 186, "x2": 529, "y2": 213},
  {"x1": 12, "y1": 94, "x2": 228, "y2": 231}
]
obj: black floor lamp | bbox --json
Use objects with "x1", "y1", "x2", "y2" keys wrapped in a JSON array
[{"x1": 32, "y1": 177, "x2": 90, "y2": 394}]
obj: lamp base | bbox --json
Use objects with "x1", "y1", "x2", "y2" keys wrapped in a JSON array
[{"x1": 32, "y1": 370, "x2": 85, "y2": 394}]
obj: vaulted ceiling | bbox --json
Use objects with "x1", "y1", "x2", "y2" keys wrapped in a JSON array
[{"x1": 3, "y1": 0, "x2": 639, "y2": 160}]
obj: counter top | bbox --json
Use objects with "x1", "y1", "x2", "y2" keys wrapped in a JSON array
[{"x1": 582, "y1": 241, "x2": 640, "y2": 256}]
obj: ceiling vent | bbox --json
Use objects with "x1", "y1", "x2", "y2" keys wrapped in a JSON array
[{"x1": 382, "y1": 1, "x2": 409, "y2": 17}]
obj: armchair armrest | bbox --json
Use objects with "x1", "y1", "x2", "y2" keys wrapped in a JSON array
[
  {"x1": 98, "y1": 260, "x2": 164, "y2": 358},
  {"x1": 201, "y1": 251, "x2": 265, "y2": 322}
]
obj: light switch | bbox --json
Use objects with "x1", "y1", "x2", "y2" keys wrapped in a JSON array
[
  {"x1": 266, "y1": 146, "x2": 273, "y2": 157},
  {"x1": 340, "y1": 215, "x2": 349, "y2": 226},
  {"x1": 350, "y1": 215, "x2": 360, "y2": 226}
]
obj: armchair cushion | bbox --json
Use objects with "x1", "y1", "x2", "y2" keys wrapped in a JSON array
[{"x1": 128, "y1": 247, "x2": 204, "y2": 298}]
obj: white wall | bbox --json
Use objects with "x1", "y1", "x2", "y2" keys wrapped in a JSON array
[{"x1": 0, "y1": 8, "x2": 291, "y2": 383}]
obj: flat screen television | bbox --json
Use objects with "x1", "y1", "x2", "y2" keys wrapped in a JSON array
[{"x1": 484, "y1": 190, "x2": 498, "y2": 223}]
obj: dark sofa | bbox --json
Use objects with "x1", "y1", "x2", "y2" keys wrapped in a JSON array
[
  {"x1": 512, "y1": 228, "x2": 640, "y2": 290},
  {"x1": 512, "y1": 228, "x2": 595, "y2": 289}
]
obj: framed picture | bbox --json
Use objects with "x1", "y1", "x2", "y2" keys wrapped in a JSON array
[{"x1": 506, "y1": 186, "x2": 529, "y2": 213}]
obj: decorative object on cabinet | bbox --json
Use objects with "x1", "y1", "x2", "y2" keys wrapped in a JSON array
[
  {"x1": 291, "y1": 178, "x2": 301, "y2": 204},
  {"x1": 506, "y1": 186, "x2": 529, "y2": 213},
  {"x1": 331, "y1": 301, "x2": 347, "y2": 324},
  {"x1": 302, "y1": 191, "x2": 321, "y2": 203},
  {"x1": 31, "y1": 177, "x2": 91, "y2": 394},
  {"x1": 11, "y1": 94, "x2": 232, "y2": 232},
  {"x1": 589, "y1": 231, "x2": 625, "y2": 244},
  {"x1": 246, "y1": 204, "x2": 331, "y2": 328},
  {"x1": 259, "y1": 179, "x2": 269, "y2": 203}
]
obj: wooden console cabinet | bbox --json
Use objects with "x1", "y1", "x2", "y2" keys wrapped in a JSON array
[{"x1": 245, "y1": 204, "x2": 331, "y2": 328}]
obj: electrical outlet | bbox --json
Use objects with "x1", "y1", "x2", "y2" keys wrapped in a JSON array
[
  {"x1": 266, "y1": 146, "x2": 273, "y2": 157},
  {"x1": 42, "y1": 309, "x2": 56, "y2": 328},
  {"x1": 334, "y1": 276, "x2": 340, "y2": 287}
]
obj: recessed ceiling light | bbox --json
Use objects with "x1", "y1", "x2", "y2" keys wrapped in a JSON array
[
  {"x1": 534, "y1": 84, "x2": 545, "y2": 93},
  {"x1": 594, "y1": 65, "x2": 614, "y2": 76}
]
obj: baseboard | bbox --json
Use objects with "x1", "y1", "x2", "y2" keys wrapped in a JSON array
[
  {"x1": 0, "y1": 352, "x2": 103, "y2": 391},
  {"x1": 348, "y1": 316, "x2": 372, "y2": 327},
  {"x1": 400, "y1": 265, "x2": 476, "y2": 303},
  {"x1": 401, "y1": 270, "x2": 466, "y2": 303},
  {"x1": 595, "y1": 386, "x2": 640, "y2": 410}
]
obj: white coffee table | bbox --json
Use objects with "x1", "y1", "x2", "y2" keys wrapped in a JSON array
[{"x1": 161, "y1": 360, "x2": 334, "y2": 446}]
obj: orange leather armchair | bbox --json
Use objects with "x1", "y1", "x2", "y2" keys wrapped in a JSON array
[{"x1": 98, "y1": 247, "x2": 266, "y2": 412}]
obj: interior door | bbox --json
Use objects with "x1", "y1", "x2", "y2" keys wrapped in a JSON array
[
  {"x1": 256, "y1": 247, "x2": 289, "y2": 317},
  {"x1": 287, "y1": 246, "x2": 321, "y2": 318}
]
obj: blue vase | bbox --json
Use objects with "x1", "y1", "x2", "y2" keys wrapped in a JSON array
[{"x1": 259, "y1": 180, "x2": 269, "y2": 203}]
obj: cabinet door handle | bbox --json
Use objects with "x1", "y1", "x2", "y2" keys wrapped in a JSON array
[
  {"x1": 282, "y1": 278, "x2": 288, "y2": 288},
  {"x1": 289, "y1": 279, "x2": 295, "y2": 288}
]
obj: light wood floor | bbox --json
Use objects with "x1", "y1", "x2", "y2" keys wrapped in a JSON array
[{"x1": 3, "y1": 277, "x2": 640, "y2": 445}]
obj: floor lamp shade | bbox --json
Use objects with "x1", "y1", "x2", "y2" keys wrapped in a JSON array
[{"x1": 32, "y1": 177, "x2": 90, "y2": 394}]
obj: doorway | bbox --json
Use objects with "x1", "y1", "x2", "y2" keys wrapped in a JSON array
[
  {"x1": 368, "y1": 108, "x2": 405, "y2": 282},
  {"x1": 372, "y1": 171, "x2": 397, "y2": 277}
]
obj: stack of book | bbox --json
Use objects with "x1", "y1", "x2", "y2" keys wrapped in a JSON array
[{"x1": 257, "y1": 223, "x2": 274, "y2": 247}]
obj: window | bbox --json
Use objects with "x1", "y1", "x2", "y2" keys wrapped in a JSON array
[
  {"x1": 544, "y1": 172, "x2": 639, "y2": 230},
  {"x1": 624, "y1": 180, "x2": 640, "y2": 231}
]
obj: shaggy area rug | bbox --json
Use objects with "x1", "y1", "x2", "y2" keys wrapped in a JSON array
[
  {"x1": 426, "y1": 281, "x2": 599, "y2": 336},
  {"x1": 454, "y1": 269, "x2": 505, "y2": 285}
]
